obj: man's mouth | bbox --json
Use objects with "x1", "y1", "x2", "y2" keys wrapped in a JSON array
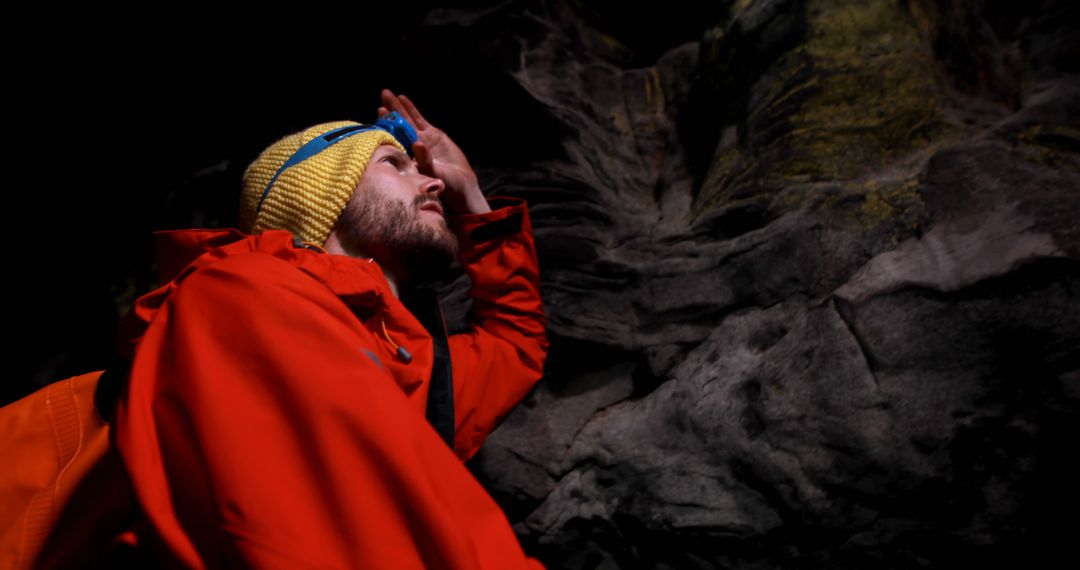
[{"x1": 419, "y1": 202, "x2": 444, "y2": 216}]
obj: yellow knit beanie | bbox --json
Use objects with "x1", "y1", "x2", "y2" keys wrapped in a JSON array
[{"x1": 239, "y1": 120, "x2": 407, "y2": 246}]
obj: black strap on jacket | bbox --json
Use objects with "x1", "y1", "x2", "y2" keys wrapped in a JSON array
[
  {"x1": 94, "y1": 352, "x2": 129, "y2": 425},
  {"x1": 401, "y1": 287, "x2": 456, "y2": 450}
]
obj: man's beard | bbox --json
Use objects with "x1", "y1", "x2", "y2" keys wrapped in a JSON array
[{"x1": 334, "y1": 190, "x2": 459, "y2": 288}]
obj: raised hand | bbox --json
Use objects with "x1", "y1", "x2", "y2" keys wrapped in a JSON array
[{"x1": 377, "y1": 89, "x2": 491, "y2": 215}]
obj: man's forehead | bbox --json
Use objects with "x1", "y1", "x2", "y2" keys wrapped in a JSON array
[{"x1": 375, "y1": 144, "x2": 411, "y2": 159}]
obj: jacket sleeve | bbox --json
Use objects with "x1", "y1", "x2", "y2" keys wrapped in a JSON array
[
  {"x1": 113, "y1": 252, "x2": 543, "y2": 569},
  {"x1": 446, "y1": 196, "x2": 550, "y2": 462}
]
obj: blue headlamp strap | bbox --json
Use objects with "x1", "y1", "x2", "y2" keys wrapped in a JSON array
[{"x1": 254, "y1": 112, "x2": 419, "y2": 218}]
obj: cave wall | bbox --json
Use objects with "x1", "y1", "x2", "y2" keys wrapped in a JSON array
[{"x1": 422, "y1": 1, "x2": 1079, "y2": 567}]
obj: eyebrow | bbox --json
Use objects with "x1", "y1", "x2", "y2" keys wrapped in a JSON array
[
  {"x1": 380, "y1": 146, "x2": 410, "y2": 159},
  {"x1": 380, "y1": 147, "x2": 417, "y2": 171}
]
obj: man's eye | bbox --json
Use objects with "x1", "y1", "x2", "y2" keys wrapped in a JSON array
[{"x1": 383, "y1": 156, "x2": 412, "y2": 174}]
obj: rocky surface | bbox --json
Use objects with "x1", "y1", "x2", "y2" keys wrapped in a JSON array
[{"x1": 425, "y1": 0, "x2": 1080, "y2": 567}]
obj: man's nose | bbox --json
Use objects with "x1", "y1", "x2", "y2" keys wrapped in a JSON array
[{"x1": 421, "y1": 176, "x2": 445, "y2": 196}]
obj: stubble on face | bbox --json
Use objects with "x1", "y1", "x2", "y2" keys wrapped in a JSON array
[{"x1": 334, "y1": 188, "x2": 460, "y2": 288}]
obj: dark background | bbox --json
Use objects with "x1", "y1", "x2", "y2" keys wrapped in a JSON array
[{"x1": 10, "y1": 3, "x2": 555, "y2": 405}]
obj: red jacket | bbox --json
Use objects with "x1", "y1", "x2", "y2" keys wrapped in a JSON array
[{"x1": 4, "y1": 196, "x2": 549, "y2": 569}]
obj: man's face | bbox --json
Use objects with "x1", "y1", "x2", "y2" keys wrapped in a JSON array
[{"x1": 331, "y1": 143, "x2": 459, "y2": 286}]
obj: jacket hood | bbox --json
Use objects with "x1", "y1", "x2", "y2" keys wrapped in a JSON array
[{"x1": 115, "y1": 227, "x2": 396, "y2": 362}]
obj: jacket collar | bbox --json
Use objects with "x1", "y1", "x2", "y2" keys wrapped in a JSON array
[{"x1": 117, "y1": 227, "x2": 397, "y2": 360}]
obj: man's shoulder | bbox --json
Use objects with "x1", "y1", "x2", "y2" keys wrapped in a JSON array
[
  {"x1": 169, "y1": 247, "x2": 392, "y2": 318},
  {"x1": 171, "y1": 251, "x2": 329, "y2": 306}
]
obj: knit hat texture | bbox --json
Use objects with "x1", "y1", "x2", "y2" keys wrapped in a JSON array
[{"x1": 239, "y1": 121, "x2": 406, "y2": 246}]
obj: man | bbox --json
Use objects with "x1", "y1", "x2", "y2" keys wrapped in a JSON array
[{"x1": 2, "y1": 89, "x2": 550, "y2": 568}]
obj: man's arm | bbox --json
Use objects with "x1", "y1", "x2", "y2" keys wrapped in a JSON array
[
  {"x1": 446, "y1": 196, "x2": 550, "y2": 462},
  {"x1": 376, "y1": 89, "x2": 550, "y2": 461}
]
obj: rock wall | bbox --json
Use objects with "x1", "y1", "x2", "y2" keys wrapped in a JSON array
[{"x1": 419, "y1": 0, "x2": 1080, "y2": 567}]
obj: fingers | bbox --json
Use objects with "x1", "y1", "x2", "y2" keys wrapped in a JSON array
[
  {"x1": 398, "y1": 95, "x2": 430, "y2": 129},
  {"x1": 380, "y1": 89, "x2": 436, "y2": 134},
  {"x1": 380, "y1": 89, "x2": 409, "y2": 122},
  {"x1": 413, "y1": 141, "x2": 435, "y2": 176},
  {"x1": 381, "y1": 88, "x2": 429, "y2": 140}
]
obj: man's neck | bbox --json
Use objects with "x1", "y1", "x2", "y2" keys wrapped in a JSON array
[
  {"x1": 322, "y1": 234, "x2": 400, "y2": 299},
  {"x1": 383, "y1": 271, "x2": 399, "y2": 299}
]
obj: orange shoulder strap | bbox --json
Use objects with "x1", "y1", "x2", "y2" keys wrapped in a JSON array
[{"x1": 0, "y1": 371, "x2": 121, "y2": 569}]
